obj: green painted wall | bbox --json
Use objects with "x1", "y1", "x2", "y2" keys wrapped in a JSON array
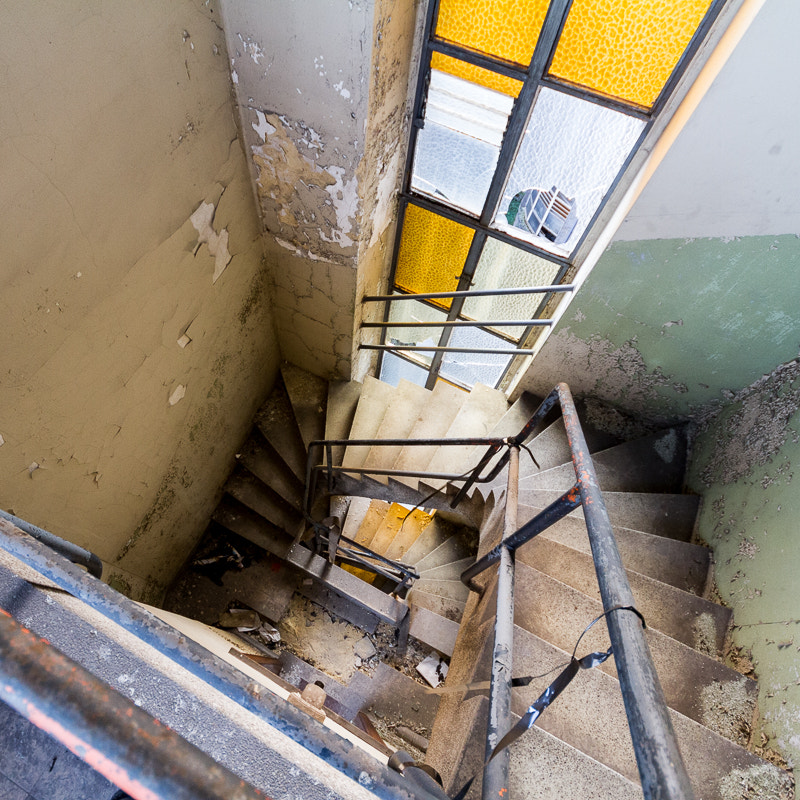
[
  {"x1": 687, "y1": 361, "x2": 800, "y2": 770},
  {"x1": 518, "y1": 234, "x2": 800, "y2": 420}
]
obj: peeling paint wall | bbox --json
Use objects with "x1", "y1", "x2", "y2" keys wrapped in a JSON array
[
  {"x1": 517, "y1": 235, "x2": 800, "y2": 421},
  {"x1": 0, "y1": 1, "x2": 280, "y2": 600},
  {"x1": 219, "y1": 0, "x2": 417, "y2": 380},
  {"x1": 688, "y1": 362, "x2": 800, "y2": 770}
]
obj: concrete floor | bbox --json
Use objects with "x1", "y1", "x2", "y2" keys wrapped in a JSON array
[{"x1": 0, "y1": 700, "x2": 122, "y2": 800}]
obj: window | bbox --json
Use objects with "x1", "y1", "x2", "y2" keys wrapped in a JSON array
[{"x1": 362, "y1": 0, "x2": 725, "y2": 391}]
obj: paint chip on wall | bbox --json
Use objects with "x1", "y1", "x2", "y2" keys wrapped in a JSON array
[
  {"x1": 190, "y1": 201, "x2": 232, "y2": 283},
  {"x1": 177, "y1": 334, "x2": 192, "y2": 349},
  {"x1": 169, "y1": 385, "x2": 187, "y2": 406},
  {"x1": 0, "y1": 434, "x2": 4, "y2": 447}
]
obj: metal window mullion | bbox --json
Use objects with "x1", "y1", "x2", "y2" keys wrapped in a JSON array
[
  {"x1": 426, "y1": 230, "x2": 487, "y2": 388},
  {"x1": 479, "y1": 0, "x2": 574, "y2": 228},
  {"x1": 429, "y1": 39, "x2": 529, "y2": 82}
]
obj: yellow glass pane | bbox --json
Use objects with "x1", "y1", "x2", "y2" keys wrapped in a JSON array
[
  {"x1": 550, "y1": 0, "x2": 713, "y2": 108},
  {"x1": 430, "y1": 52, "x2": 522, "y2": 97},
  {"x1": 435, "y1": 0, "x2": 549, "y2": 67},
  {"x1": 394, "y1": 205, "x2": 473, "y2": 310}
]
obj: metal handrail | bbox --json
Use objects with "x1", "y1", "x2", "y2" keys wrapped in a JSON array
[{"x1": 462, "y1": 384, "x2": 695, "y2": 800}]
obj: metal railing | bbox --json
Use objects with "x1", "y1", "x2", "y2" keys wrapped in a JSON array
[{"x1": 461, "y1": 384, "x2": 695, "y2": 800}]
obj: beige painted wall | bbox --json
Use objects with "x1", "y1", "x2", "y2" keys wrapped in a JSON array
[{"x1": 0, "y1": 1, "x2": 280, "y2": 601}]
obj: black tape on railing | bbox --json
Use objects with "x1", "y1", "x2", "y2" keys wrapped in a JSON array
[{"x1": 451, "y1": 606, "x2": 646, "y2": 800}]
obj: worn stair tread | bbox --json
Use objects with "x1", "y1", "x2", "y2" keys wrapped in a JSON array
[
  {"x1": 518, "y1": 506, "x2": 710, "y2": 595},
  {"x1": 424, "y1": 383, "x2": 509, "y2": 490},
  {"x1": 413, "y1": 533, "x2": 475, "y2": 572},
  {"x1": 237, "y1": 428, "x2": 305, "y2": 512},
  {"x1": 224, "y1": 466, "x2": 303, "y2": 536},
  {"x1": 253, "y1": 378, "x2": 309, "y2": 483},
  {"x1": 383, "y1": 508, "x2": 433, "y2": 562},
  {"x1": 519, "y1": 427, "x2": 688, "y2": 495},
  {"x1": 418, "y1": 556, "x2": 474, "y2": 582},
  {"x1": 366, "y1": 503, "x2": 414, "y2": 556},
  {"x1": 491, "y1": 624, "x2": 782, "y2": 797},
  {"x1": 325, "y1": 379, "x2": 362, "y2": 467},
  {"x1": 393, "y1": 380, "x2": 469, "y2": 486},
  {"x1": 407, "y1": 588, "x2": 465, "y2": 623},
  {"x1": 518, "y1": 489, "x2": 700, "y2": 541},
  {"x1": 213, "y1": 495, "x2": 292, "y2": 559},
  {"x1": 281, "y1": 362, "x2": 328, "y2": 451},
  {"x1": 413, "y1": 577, "x2": 471, "y2": 603},
  {"x1": 340, "y1": 497, "x2": 372, "y2": 542},
  {"x1": 350, "y1": 499, "x2": 392, "y2": 548},
  {"x1": 503, "y1": 563, "x2": 759, "y2": 734},
  {"x1": 402, "y1": 516, "x2": 453, "y2": 566},
  {"x1": 428, "y1": 694, "x2": 643, "y2": 800},
  {"x1": 516, "y1": 536, "x2": 730, "y2": 653},
  {"x1": 362, "y1": 380, "x2": 431, "y2": 483},
  {"x1": 408, "y1": 602, "x2": 459, "y2": 657},
  {"x1": 342, "y1": 377, "x2": 395, "y2": 471}
]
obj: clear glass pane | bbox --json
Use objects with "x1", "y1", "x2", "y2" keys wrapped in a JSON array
[
  {"x1": 380, "y1": 352, "x2": 430, "y2": 388},
  {"x1": 462, "y1": 238, "x2": 562, "y2": 339},
  {"x1": 412, "y1": 70, "x2": 514, "y2": 216},
  {"x1": 550, "y1": 0, "x2": 713, "y2": 108},
  {"x1": 435, "y1": 0, "x2": 549, "y2": 68},
  {"x1": 494, "y1": 87, "x2": 644, "y2": 254},
  {"x1": 385, "y1": 298, "x2": 449, "y2": 368},
  {"x1": 430, "y1": 52, "x2": 522, "y2": 98},
  {"x1": 439, "y1": 326, "x2": 512, "y2": 388},
  {"x1": 394, "y1": 204, "x2": 473, "y2": 309}
]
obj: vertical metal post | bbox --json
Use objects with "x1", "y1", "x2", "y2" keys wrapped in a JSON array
[{"x1": 482, "y1": 445, "x2": 519, "y2": 800}]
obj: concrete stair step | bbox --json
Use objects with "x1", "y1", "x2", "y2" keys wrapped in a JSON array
[
  {"x1": 213, "y1": 495, "x2": 291, "y2": 559},
  {"x1": 519, "y1": 427, "x2": 688, "y2": 494},
  {"x1": 253, "y1": 377, "x2": 308, "y2": 483},
  {"x1": 237, "y1": 428, "x2": 305, "y2": 512},
  {"x1": 408, "y1": 602, "x2": 460, "y2": 657},
  {"x1": 418, "y1": 556, "x2": 474, "y2": 582},
  {"x1": 500, "y1": 563, "x2": 759, "y2": 736},
  {"x1": 362, "y1": 379, "x2": 431, "y2": 483},
  {"x1": 413, "y1": 532, "x2": 475, "y2": 572},
  {"x1": 342, "y1": 376, "x2": 395, "y2": 471},
  {"x1": 515, "y1": 536, "x2": 730, "y2": 654},
  {"x1": 383, "y1": 508, "x2": 433, "y2": 562},
  {"x1": 366, "y1": 503, "x2": 414, "y2": 555},
  {"x1": 428, "y1": 693, "x2": 642, "y2": 800},
  {"x1": 413, "y1": 577, "x2": 471, "y2": 604},
  {"x1": 519, "y1": 506, "x2": 710, "y2": 595},
  {"x1": 393, "y1": 380, "x2": 469, "y2": 486},
  {"x1": 282, "y1": 362, "x2": 328, "y2": 451},
  {"x1": 519, "y1": 490, "x2": 700, "y2": 541},
  {"x1": 325, "y1": 379, "x2": 362, "y2": 467},
  {"x1": 456, "y1": 622, "x2": 785, "y2": 799},
  {"x1": 407, "y1": 588, "x2": 465, "y2": 623},
  {"x1": 402, "y1": 516, "x2": 453, "y2": 565},
  {"x1": 224, "y1": 465, "x2": 303, "y2": 536},
  {"x1": 340, "y1": 497, "x2": 372, "y2": 542},
  {"x1": 424, "y1": 383, "x2": 509, "y2": 490},
  {"x1": 349, "y1": 499, "x2": 391, "y2": 548}
]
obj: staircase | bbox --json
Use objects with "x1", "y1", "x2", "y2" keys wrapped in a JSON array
[{"x1": 170, "y1": 362, "x2": 794, "y2": 800}]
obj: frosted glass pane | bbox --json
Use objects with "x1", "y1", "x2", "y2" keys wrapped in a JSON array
[
  {"x1": 380, "y1": 352, "x2": 430, "y2": 388},
  {"x1": 462, "y1": 238, "x2": 561, "y2": 338},
  {"x1": 440, "y1": 326, "x2": 511, "y2": 388},
  {"x1": 412, "y1": 70, "x2": 513, "y2": 216},
  {"x1": 551, "y1": 0, "x2": 713, "y2": 108},
  {"x1": 385, "y1": 299, "x2": 449, "y2": 368},
  {"x1": 394, "y1": 204, "x2": 472, "y2": 308},
  {"x1": 435, "y1": 0, "x2": 549, "y2": 68},
  {"x1": 494, "y1": 88, "x2": 644, "y2": 254}
]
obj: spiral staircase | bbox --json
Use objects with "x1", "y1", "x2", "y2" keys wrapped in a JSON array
[{"x1": 164, "y1": 362, "x2": 793, "y2": 800}]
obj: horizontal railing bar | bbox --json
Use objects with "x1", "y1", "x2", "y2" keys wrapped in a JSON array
[
  {"x1": 323, "y1": 465, "x2": 483, "y2": 482},
  {"x1": 362, "y1": 285, "x2": 574, "y2": 302},
  {"x1": 361, "y1": 345, "x2": 536, "y2": 355},
  {"x1": 362, "y1": 319, "x2": 550, "y2": 328},
  {"x1": 311, "y1": 437, "x2": 502, "y2": 448}
]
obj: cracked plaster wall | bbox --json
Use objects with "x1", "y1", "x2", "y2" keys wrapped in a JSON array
[
  {"x1": 0, "y1": 1, "x2": 280, "y2": 601},
  {"x1": 219, "y1": 0, "x2": 418, "y2": 380},
  {"x1": 517, "y1": 234, "x2": 800, "y2": 422},
  {"x1": 687, "y1": 361, "x2": 800, "y2": 770}
]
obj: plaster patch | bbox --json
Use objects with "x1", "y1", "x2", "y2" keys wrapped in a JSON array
[
  {"x1": 168, "y1": 385, "x2": 186, "y2": 406},
  {"x1": 653, "y1": 429, "x2": 678, "y2": 464},
  {"x1": 717, "y1": 763, "x2": 793, "y2": 800},
  {"x1": 190, "y1": 201, "x2": 232, "y2": 283},
  {"x1": 322, "y1": 166, "x2": 357, "y2": 248},
  {"x1": 251, "y1": 110, "x2": 275, "y2": 143}
]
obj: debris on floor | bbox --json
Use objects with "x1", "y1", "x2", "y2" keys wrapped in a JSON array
[{"x1": 416, "y1": 654, "x2": 449, "y2": 688}]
